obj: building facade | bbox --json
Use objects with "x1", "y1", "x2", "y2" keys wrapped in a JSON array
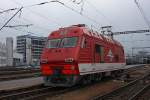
[
  {"x1": 6, "y1": 37, "x2": 13, "y2": 66},
  {"x1": 0, "y1": 42, "x2": 7, "y2": 66},
  {"x1": 16, "y1": 35, "x2": 47, "y2": 65},
  {"x1": 13, "y1": 51, "x2": 23, "y2": 66}
]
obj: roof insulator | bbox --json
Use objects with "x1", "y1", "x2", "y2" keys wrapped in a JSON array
[{"x1": 72, "y1": 24, "x2": 86, "y2": 27}]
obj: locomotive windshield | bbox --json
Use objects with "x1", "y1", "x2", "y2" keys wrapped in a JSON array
[
  {"x1": 60, "y1": 37, "x2": 78, "y2": 48},
  {"x1": 46, "y1": 37, "x2": 78, "y2": 48},
  {"x1": 46, "y1": 39, "x2": 61, "y2": 48}
]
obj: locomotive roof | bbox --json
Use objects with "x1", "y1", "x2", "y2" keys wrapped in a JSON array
[
  {"x1": 48, "y1": 24, "x2": 123, "y2": 48},
  {"x1": 83, "y1": 28, "x2": 123, "y2": 47}
]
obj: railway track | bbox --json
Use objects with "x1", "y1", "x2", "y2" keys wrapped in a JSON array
[
  {"x1": 0, "y1": 69, "x2": 39, "y2": 74},
  {"x1": 0, "y1": 84, "x2": 53, "y2": 100},
  {"x1": 0, "y1": 65, "x2": 149, "y2": 100},
  {"x1": 0, "y1": 67, "x2": 39, "y2": 71},
  {"x1": 0, "y1": 68, "x2": 40, "y2": 81},
  {"x1": 128, "y1": 83, "x2": 150, "y2": 100},
  {"x1": 0, "y1": 64, "x2": 142, "y2": 82},
  {"x1": 0, "y1": 84, "x2": 80, "y2": 100},
  {"x1": 0, "y1": 72, "x2": 41, "y2": 81},
  {"x1": 91, "y1": 72, "x2": 150, "y2": 100}
]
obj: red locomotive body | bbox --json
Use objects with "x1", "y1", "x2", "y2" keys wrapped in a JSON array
[{"x1": 40, "y1": 24, "x2": 125, "y2": 87}]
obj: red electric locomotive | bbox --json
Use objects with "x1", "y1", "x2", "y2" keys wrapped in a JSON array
[{"x1": 40, "y1": 24, "x2": 125, "y2": 87}]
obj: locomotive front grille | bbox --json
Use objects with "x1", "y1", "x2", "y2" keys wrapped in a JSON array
[
  {"x1": 51, "y1": 75, "x2": 67, "y2": 83},
  {"x1": 50, "y1": 66, "x2": 65, "y2": 83},
  {"x1": 53, "y1": 69, "x2": 61, "y2": 75},
  {"x1": 51, "y1": 66, "x2": 63, "y2": 75}
]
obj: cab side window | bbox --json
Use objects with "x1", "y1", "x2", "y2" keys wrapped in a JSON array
[
  {"x1": 95, "y1": 44, "x2": 100, "y2": 53},
  {"x1": 81, "y1": 37, "x2": 87, "y2": 48},
  {"x1": 95, "y1": 44, "x2": 104, "y2": 63}
]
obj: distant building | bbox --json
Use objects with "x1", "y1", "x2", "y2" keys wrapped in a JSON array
[
  {"x1": 0, "y1": 37, "x2": 24, "y2": 67},
  {"x1": 126, "y1": 51, "x2": 150, "y2": 64},
  {"x1": 13, "y1": 51, "x2": 23, "y2": 66},
  {"x1": 0, "y1": 42, "x2": 7, "y2": 66},
  {"x1": 6, "y1": 37, "x2": 13, "y2": 66},
  {"x1": 16, "y1": 34, "x2": 47, "y2": 65}
]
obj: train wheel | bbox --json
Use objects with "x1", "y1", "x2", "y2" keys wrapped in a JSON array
[
  {"x1": 82, "y1": 79, "x2": 88, "y2": 85},
  {"x1": 82, "y1": 75, "x2": 92, "y2": 85},
  {"x1": 91, "y1": 74, "x2": 96, "y2": 82},
  {"x1": 82, "y1": 75, "x2": 88, "y2": 85},
  {"x1": 98, "y1": 73, "x2": 103, "y2": 81},
  {"x1": 95, "y1": 74, "x2": 99, "y2": 81},
  {"x1": 111, "y1": 71, "x2": 120, "y2": 78},
  {"x1": 111, "y1": 71, "x2": 116, "y2": 78},
  {"x1": 88, "y1": 75, "x2": 92, "y2": 84}
]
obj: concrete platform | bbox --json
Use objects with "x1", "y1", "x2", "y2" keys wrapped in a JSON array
[{"x1": 0, "y1": 77, "x2": 43, "y2": 91}]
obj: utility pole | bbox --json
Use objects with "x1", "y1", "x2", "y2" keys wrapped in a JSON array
[{"x1": 0, "y1": 7, "x2": 23, "y2": 31}]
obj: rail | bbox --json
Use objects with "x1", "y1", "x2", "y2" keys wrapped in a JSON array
[
  {"x1": 128, "y1": 82, "x2": 150, "y2": 100},
  {"x1": 0, "y1": 84, "x2": 80, "y2": 100},
  {"x1": 91, "y1": 72, "x2": 150, "y2": 100}
]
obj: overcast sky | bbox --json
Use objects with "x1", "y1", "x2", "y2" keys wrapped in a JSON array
[{"x1": 0, "y1": 0, "x2": 150, "y2": 55}]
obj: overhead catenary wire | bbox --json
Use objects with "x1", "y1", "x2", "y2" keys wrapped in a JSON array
[
  {"x1": 0, "y1": 8, "x2": 18, "y2": 14},
  {"x1": 1, "y1": 0, "x2": 103, "y2": 32},
  {"x1": 70, "y1": 0, "x2": 85, "y2": 14},
  {"x1": 0, "y1": 12, "x2": 51, "y2": 37},
  {"x1": 24, "y1": 9, "x2": 62, "y2": 27},
  {"x1": 120, "y1": 40, "x2": 150, "y2": 42},
  {"x1": 52, "y1": 0, "x2": 102, "y2": 30},
  {"x1": 84, "y1": 0, "x2": 121, "y2": 31},
  {"x1": 71, "y1": 0, "x2": 84, "y2": 5},
  {"x1": 0, "y1": 21, "x2": 43, "y2": 36},
  {"x1": 20, "y1": 17, "x2": 52, "y2": 31},
  {"x1": 70, "y1": 0, "x2": 121, "y2": 32},
  {"x1": 10, "y1": 0, "x2": 63, "y2": 27},
  {"x1": 0, "y1": 7, "x2": 23, "y2": 31},
  {"x1": 0, "y1": 1, "x2": 57, "y2": 31},
  {"x1": 7, "y1": 26, "x2": 45, "y2": 36},
  {"x1": 5, "y1": 24, "x2": 33, "y2": 28},
  {"x1": 0, "y1": 11, "x2": 51, "y2": 33},
  {"x1": 80, "y1": 0, "x2": 84, "y2": 14},
  {"x1": 12, "y1": 0, "x2": 102, "y2": 31},
  {"x1": 2, "y1": 0, "x2": 149, "y2": 35},
  {"x1": 0, "y1": 7, "x2": 56, "y2": 32},
  {"x1": 134, "y1": 0, "x2": 150, "y2": 30},
  {"x1": 0, "y1": 0, "x2": 58, "y2": 14}
]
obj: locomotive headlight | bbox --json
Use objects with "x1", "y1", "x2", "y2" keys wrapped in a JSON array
[{"x1": 65, "y1": 58, "x2": 74, "y2": 63}]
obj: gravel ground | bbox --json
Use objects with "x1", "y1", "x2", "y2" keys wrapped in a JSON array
[
  {"x1": 45, "y1": 80, "x2": 125, "y2": 100},
  {"x1": 136, "y1": 88, "x2": 150, "y2": 100}
]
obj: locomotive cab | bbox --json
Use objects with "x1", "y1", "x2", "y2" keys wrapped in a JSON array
[{"x1": 40, "y1": 27, "x2": 84, "y2": 86}]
